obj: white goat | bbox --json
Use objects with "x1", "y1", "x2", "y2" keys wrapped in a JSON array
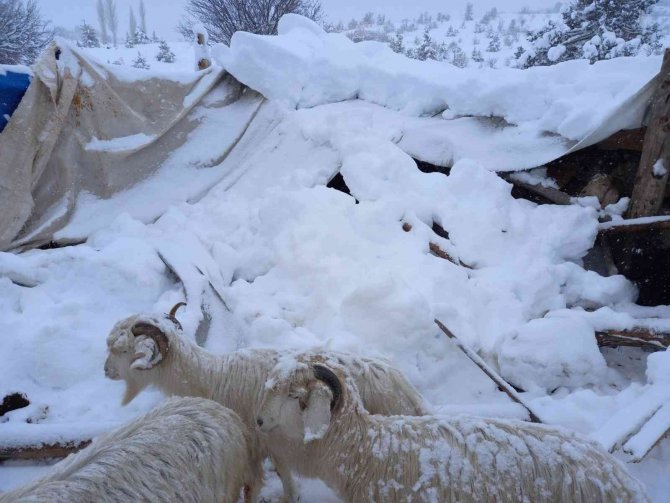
[
  {"x1": 1, "y1": 397, "x2": 262, "y2": 503},
  {"x1": 257, "y1": 358, "x2": 651, "y2": 503},
  {"x1": 103, "y1": 304, "x2": 426, "y2": 501}
]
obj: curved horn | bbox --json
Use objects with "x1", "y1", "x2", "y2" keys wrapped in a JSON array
[
  {"x1": 166, "y1": 302, "x2": 186, "y2": 330},
  {"x1": 131, "y1": 322, "x2": 170, "y2": 360},
  {"x1": 312, "y1": 364, "x2": 343, "y2": 412}
]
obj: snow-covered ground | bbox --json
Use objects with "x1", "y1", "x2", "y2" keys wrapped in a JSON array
[{"x1": 1, "y1": 12, "x2": 670, "y2": 502}]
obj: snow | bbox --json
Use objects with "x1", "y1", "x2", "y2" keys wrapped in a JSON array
[
  {"x1": 86, "y1": 133, "x2": 157, "y2": 152},
  {"x1": 219, "y1": 18, "x2": 661, "y2": 143},
  {"x1": 653, "y1": 159, "x2": 667, "y2": 178},
  {"x1": 2, "y1": 12, "x2": 670, "y2": 500}
]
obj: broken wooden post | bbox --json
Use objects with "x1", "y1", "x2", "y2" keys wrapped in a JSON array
[
  {"x1": 628, "y1": 48, "x2": 670, "y2": 218},
  {"x1": 595, "y1": 328, "x2": 670, "y2": 351},
  {"x1": 434, "y1": 319, "x2": 543, "y2": 423},
  {"x1": 0, "y1": 440, "x2": 91, "y2": 461}
]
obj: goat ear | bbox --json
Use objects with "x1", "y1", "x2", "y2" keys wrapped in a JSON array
[
  {"x1": 303, "y1": 383, "x2": 332, "y2": 443},
  {"x1": 130, "y1": 336, "x2": 162, "y2": 370}
]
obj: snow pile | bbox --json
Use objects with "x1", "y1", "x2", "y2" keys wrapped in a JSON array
[
  {"x1": 499, "y1": 317, "x2": 607, "y2": 392},
  {"x1": 218, "y1": 15, "x2": 661, "y2": 142}
]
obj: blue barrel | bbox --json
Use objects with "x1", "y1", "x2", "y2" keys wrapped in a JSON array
[{"x1": 0, "y1": 69, "x2": 31, "y2": 133}]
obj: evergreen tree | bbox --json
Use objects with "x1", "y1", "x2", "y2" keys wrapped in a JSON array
[
  {"x1": 448, "y1": 42, "x2": 468, "y2": 68},
  {"x1": 416, "y1": 28, "x2": 436, "y2": 60},
  {"x1": 471, "y1": 47, "x2": 483, "y2": 62},
  {"x1": 487, "y1": 33, "x2": 501, "y2": 52},
  {"x1": 132, "y1": 51, "x2": 150, "y2": 69},
  {"x1": 464, "y1": 2, "x2": 474, "y2": 21},
  {"x1": 135, "y1": 28, "x2": 150, "y2": 44},
  {"x1": 151, "y1": 30, "x2": 159, "y2": 42},
  {"x1": 390, "y1": 32, "x2": 405, "y2": 54},
  {"x1": 446, "y1": 25, "x2": 458, "y2": 37},
  {"x1": 518, "y1": 0, "x2": 661, "y2": 67},
  {"x1": 77, "y1": 19, "x2": 100, "y2": 48},
  {"x1": 156, "y1": 39, "x2": 175, "y2": 62},
  {"x1": 125, "y1": 32, "x2": 134, "y2": 48}
]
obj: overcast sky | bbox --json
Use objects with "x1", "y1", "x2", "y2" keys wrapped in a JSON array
[{"x1": 37, "y1": 0, "x2": 560, "y2": 40}]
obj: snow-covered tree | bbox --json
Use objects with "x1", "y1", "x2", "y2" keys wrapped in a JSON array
[
  {"x1": 446, "y1": 25, "x2": 458, "y2": 37},
  {"x1": 390, "y1": 32, "x2": 405, "y2": 54},
  {"x1": 97, "y1": 0, "x2": 108, "y2": 45},
  {"x1": 464, "y1": 2, "x2": 474, "y2": 21},
  {"x1": 447, "y1": 42, "x2": 468, "y2": 68},
  {"x1": 517, "y1": 0, "x2": 662, "y2": 67},
  {"x1": 105, "y1": 0, "x2": 119, "y2": 47},
  {"x1": 132, "y1": 51, "x2": 150, "y2": 69},
  {"x1": 139, "y1": 0, "x2": 147, "y2": 34},
  {"x1": 77, "y1": 20, "x2": 100, "y2": 48},
  {"x1": 156, "y1": 39, "x2": 175, "y2": 62},
  {"x1": 151, "y1": 30, "x2": 159, "y2": 42},
  {"x1": 471, "y1": 47, "x2": 484, "y2": 62},
  {"x1": 125, "y1": 32, "x2": 134, "y2": 48},
  {"x1": 179, "y1": 0, "x2": 322, "y2": 44},
  {"x1": 129, "y1": 6, "x2": 137, "y2": 44},
  {"x1": 0, "y1": 0, "x2": 52, "y2": 65},
  {"x1": 135, "y1": 28, "x2": 150, "y2": 44},
  {"x1": 480, "y1": 7, "x2": 498, "y2": 24},
  {"x1": 487, "y1": 33, "x2": 501, "y2": 52},
  {"x1": 416, "y1": 28, "x2": 436, "y2": 60}
]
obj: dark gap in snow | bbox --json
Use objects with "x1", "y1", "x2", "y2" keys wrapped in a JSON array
[
  {"x1": 414, "y1": 159, "x2": 451, "y2": 176},
  {"x1": 607, "y1": 231, "x2": 670, "y2": 306},
  {"x1": 327, "y1": 172, "x2": 358, "y2": 203},
  {"x1": 0, "y1": 392, "x2": 29, "y2": 417},
  {"x1": 37, "y1": 240, "x2": 85, "y2": 251},
  {"x1": 432, "y1": 221, "x2": 450, "y2": 240}
]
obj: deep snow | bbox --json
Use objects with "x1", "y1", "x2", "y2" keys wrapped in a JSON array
[{"x1": 1, "y1": 13, "x2": 670, "y2": 502}]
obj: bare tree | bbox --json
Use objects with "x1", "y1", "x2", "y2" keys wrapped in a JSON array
[
  {"x1": 97, "y1": 0, "x2": 108, "y2": 45},
  {"x1": 104, "y1": 0, "x2": 119, "y2": 47},
  {"x1": 129, "y1": 6, "x2": 137, "y2": 43},
  {"x1": 139, "y1": 0, "x2": 147, "y2": 34},
  {"x1": 0, "y1": 0, "x2": 52, "y2": 65},
  {"x1": 178, "y1": 0, "x2": 323, "y2": 44}
]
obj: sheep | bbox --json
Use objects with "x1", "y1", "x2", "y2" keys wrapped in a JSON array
[
  {"x1": 256, "y1": 357, "x2": 651, "y2": 503},
  {"x1": 1, "y1": 396, "x2": 262, "y2": 503},
  {"x1": 103, "y1": 303, "x2": 427, "y2": 501}
]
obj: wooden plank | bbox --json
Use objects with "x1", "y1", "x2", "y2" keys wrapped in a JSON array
[
  {"x1": 628, "y1": 49, "x2": 670, "y2": 218},
  {"x1": 599, "y1": 216, "x2": 670, "y2": 235},
  {"x1": 503, "y1": 175, "x2": 572, "y2": 205},
  {"x1": 0, "y1": 440, "x2": 91, "y2": 461},
  {"x1": 597, "y1": 128, "x2": 646, "y2": 152},
  {"x1": 623, "y1": 402, "x2": 670, "y2": 462},
  {"x1": 434, "y1": 319, "x2": 543, "y2": 423},
  {"x1": 596, "y1": 328, "x2": 670, "y2": 351}
]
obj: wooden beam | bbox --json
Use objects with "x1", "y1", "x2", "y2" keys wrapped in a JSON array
[
  {"x1": 599, "y1": 216, "x2": 670, "y2": 235},
  {"x1": 503, "y1": 175, "x2": 572, "y2": 205},
  {"x1": 0, "y1": 440, "x2": 91, "y2": 461},
  {"x1": 596, "y1": 329, "x2": 670, "y2": 351},
  {"x1": 597, "y1": 128, "x2": 646, "y2": 152},
  {"x1": 628, "y1": 49, "x2": 670, "y2": 218}
]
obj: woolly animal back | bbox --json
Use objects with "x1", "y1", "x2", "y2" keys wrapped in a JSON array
[{"x1": 1, "y1": 397, "x2": 253, "y2": 503}]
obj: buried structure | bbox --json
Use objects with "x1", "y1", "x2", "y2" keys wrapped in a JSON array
[{"x1": 0, "y1": 23, "x2": 670, "y2": 498}]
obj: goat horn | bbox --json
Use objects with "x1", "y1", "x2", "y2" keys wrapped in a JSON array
[
  {"x1": 166, "y1": 302, "x2": 186, "y2": 330},
  {"x1": 131, "y1": 322, "x2": 169, "y2": 359},
  {"x1": 312, "y1": 364, "x2": 343, "y2": 412}
]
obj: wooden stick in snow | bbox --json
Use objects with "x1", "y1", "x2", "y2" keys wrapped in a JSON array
[
  {"x1": 628, "y1": 48, "x2": 670, "y2": 218},
  {"x1": 595, "y1": 328, "x2": 670, "y2": 351},
  {"x1": 434, "y1": 319, "x2": 543, "y2": 423}
]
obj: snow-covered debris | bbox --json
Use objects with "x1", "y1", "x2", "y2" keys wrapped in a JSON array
[{"x1": 219, "y1": 15, "x2": 660, "y2": 143}]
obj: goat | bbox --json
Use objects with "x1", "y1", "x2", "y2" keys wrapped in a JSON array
[
  {"x1": 1, "y1": 397, "x2": 262, "y2": 503},
  {"x1": 257, "y1": 357, "x2": 650, "y2": 503},
  {"x1": 103, "y1": 303, "x2": 426, "y2": 501}
]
